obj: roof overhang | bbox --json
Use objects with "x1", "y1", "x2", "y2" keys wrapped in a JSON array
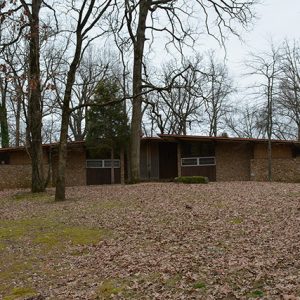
[
  {"x1": 157, "y1": 134, "x2": 300, "y2": 146},
  {"x1": 0, "y1": 140, "x2": 85, "y2": 153}
]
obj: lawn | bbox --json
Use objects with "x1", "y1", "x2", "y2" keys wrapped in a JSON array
[{"x1": 0, "y1": 182, "x2": 299, "y2": 299}]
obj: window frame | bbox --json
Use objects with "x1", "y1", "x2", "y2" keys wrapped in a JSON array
[
  {"x1": 181, "y1": 156, "x2": 216, "y2": 167},
  {"x1": 86, "y1": 159, "x2": 120, "y2": 169}
]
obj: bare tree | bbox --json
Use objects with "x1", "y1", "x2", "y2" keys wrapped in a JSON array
[
  {"x1": 203, "y1": 52, "x2": 234, "y2": 137},
  {"x1": 277, "y1": 40, "x2": 300, "y2": 141},
  {"x1": 145, "y1": 56, "x2": 206, "y2": 135},
  {"x1": 0, "y1": 63, "x2": 10, "y2": 147},
  {"x1": 55, "y1": 0, "x2": 113, "y2": 201},
  {"x1": 225, "y1": 104, "x2": 265, "y2": 138},
  {"x1": 69, "y1": 48, "x2": 113, "y2": 141},
  {"x1": 246, "y1": 45, "x2": 281, "y2": 181},
  {"x1": 1, "y1": 0, "x2": 43, "y2": 191},
  {"x1": 115, "y1": 0, "x2": 257, "y2": 182},
  {"x1": 0, "y1": 0, "x2": 59, "y2": 192}
]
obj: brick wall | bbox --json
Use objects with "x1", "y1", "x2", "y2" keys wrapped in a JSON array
[
  {"x1": 250, "y1": 158, "x2": 300, "y2": 182},
  {"x1": 0, "y1": 165, "x2": 32, "y2": 189},
  {"x1": 216, "y1": 142, "x2": 252, "y2": 181},
  {"x1": 51, "y1": 149, "x2": 86, "y2": 187},
  {"x1": 0, "y1": 146, "x2": 86, "y2": 190},
  {"x1": 65, "y1": 150, "x2": 86, "y2": 186},
  {"x1": 254, "y1": 144, "x2": 293, "y2": 159}
]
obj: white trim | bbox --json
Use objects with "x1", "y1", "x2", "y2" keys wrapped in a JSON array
[
  {"x1": 86, "y1": 159, "x2": 120, "y2": 169},
  {"x1": 181, "y1": 156, "x2": 216, "y2": 167}
]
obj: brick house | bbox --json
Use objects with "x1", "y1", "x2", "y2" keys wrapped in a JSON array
[
  {"x1": 141, "y1": 135, "x2": 300, "y2": 182},
  {"x1": 0, "y1": 135, "x2": 300, "y2": 189}
]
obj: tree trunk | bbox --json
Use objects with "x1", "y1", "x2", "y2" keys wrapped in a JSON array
[
  {"x1": 111, "y1": 147, "x2": 115, "y2": 184},
  {"x1": 28, "y1": 0, "x2": 45, "y2": 192},
  {"x1": 0, "y1": 74, "x2": 9, "y2": 148},
  {"x1": 55, "y1": 31, "x2": 83, "y2": 201},
  {"x1": 55, "y1": 105, "x2": 69, "y2": 201},
  {"x1": 120, "y1": 146, "x2": 125, "y2": 184},
  {"x1": 15, "y1": 95, "x2": 21, "y2": 147},
  {"x1": 0, "y1": 82, "x2": 9, "y2": 147},
  {"x1": 177, "y1": 143, "x2": 181, "y2": 177},
  {"x1": 267, "y1": 137, "x2": 272, "y2": 181},
  {"x1": 267, "y1": 79, "x2": 273, "y2": 182},
  {"x1": 130, "y1": 2, "x2": 149, "y2": 183}
]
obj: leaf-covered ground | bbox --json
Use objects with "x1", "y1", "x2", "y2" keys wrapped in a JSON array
[{"x1": 0, "y1": 182, "x2": 300, "y2": 299}]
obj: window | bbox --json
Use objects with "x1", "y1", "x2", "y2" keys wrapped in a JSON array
[
  {"x1": 103, "y1": 160, "x2": 120, "y2": 168},
  {"x1": 181, "y1": 158, "x2": 198, "y2": 166},
  {"x1": 0, "y1": 153, "x2": 10, "y2": 165},
  {"x1": 181, "y1": 157, "x2": 215, "y2": 167},
  {"x1": 86, "y1": 159, "x2": 120, "y2": 168}
]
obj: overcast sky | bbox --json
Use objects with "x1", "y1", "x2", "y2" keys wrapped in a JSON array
[{"x1": 225, "y1": 0, "x2": 300, "y2": 90}]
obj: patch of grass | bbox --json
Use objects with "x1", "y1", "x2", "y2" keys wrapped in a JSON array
[
  {"x1": 0, "y1": 260, "x2": 35, "y2": 283},
  {"x1": 0, "y1": 217, "x2": 111, "y2": 297},
  {"x1": 247, "y1": 290, "x2": 264, "y2": 298},
  {"x1": 174, "y1": 176, "x2": 209, "y2": 184},
  {"x1": 34, "y1": 226, "x2": 107, "y2": 248},
  {"x1": 3, "y1": 287, "x2": 37, "y2": 300},
  {"x1": 215, "y1": 202, "x2": 226, "y2": 209},
  {"x1": 0, "y1": 242, "x2": 5, "y2": 251},
  {"x1": 165, "y1": 274, "x2": 181, "y2": 288},
  {"x1": 12, "y1": 192, "x2": 53, "y2": 202},
  {"x1": 0, "y1": 221, "x2": 27, "y2": 240},
  {"x1": 96, "y1": 279, "x2": 126, "y2": 299},
  {"x1": 0, "y1": 218, "x2": 109, "y2": 251},
  {"x1": 230, "y1": 217, "x2": 243, "y2": 224},
  {"x1": 90, "y1": 199, "x2": 126, "y2": 211},
  {"x1": 193, "y1": 281, "x2": 206, "y2": 289}
]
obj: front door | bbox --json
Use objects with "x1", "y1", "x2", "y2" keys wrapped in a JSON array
[{"x1": 159, "y1": 142, "x2": 178, "y2": 179}]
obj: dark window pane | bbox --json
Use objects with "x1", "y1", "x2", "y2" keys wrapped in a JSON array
[{"x1": 182, "y1": 158, "x2": 198, "y2": 166}]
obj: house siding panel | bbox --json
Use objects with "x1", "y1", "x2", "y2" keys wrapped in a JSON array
[
  {"x1": 150, "y1": 142, "x2": 159, "y2": 179},
  {"x1": 250, "y1": 157, "x2": 300, "y2": 182},
  {"x1": 140, "y1": 143, "x2": 148, "y2": 180},
  {"x1": 216, "y1": 142, "x2": 252, "y2": 181},
  {"x1": 52, "y1": 149, "x2": 86, "y2": 187},
  {"x1": 181, "y1": 166, "x2": 216, "y2": 181},
  {"x1": 254, "y1": 144, "x2": 293, "y2": 159},
  {"x1": 0, "y1": 165, "x2": 33, "y2": 189}
]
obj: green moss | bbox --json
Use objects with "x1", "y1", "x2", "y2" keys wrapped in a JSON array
[
  {"x1": 12, "y1": 192, "x2": 53, "y2": 202},
  {"x1": 90, "y1": 200, "x2": 126, "y2": 211},
  {"x1": 165, "y1": 274, "x2": 181, "y2": 288},
  {"x1": 247, "y1": 290, "x2": 264, "y2": 298},
  {"x1": 34, "y1": 226, "x2": 106, "y2": 248},
  {"x1": 0, "y1": 218, "x2": 109, "y2": 251},
  {"x1": 0, "y1": 243, "x2": 5, "y2": 251},
  {"x1": 230, "y1": 217, "x2": 243, "y2": 224},
  {"x1": 174, "y1": 176, "x2": 209, "y2": 184},
  {"x1": 96, "y1": 279, "x2": 126, "y2": 298},
  {"x1": 0, "y1": 222, "x2": 27, "y2": 240},
  {"x1": 3, "y1": 287, "x2": 37, "y2": 300},
  {"x1": 193, "y1": 282, "x2": 206, "y2": 289},
  {"x1": 0, "y1": 261, "x2": 34, "y2": 282}
]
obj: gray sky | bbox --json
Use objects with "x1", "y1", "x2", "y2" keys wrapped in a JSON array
[{"x1": 225, "y1": 0, "x2": 300, "y2": 89}]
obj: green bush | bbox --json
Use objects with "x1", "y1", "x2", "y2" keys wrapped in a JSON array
[{"x1": 174, "y1": 176, "x2": 209, "y2": 184}]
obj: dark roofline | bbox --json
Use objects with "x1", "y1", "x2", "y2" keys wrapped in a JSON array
[
  {"x1": 0, "y1": 134, "x2": 299, "y2": 153},
  {"x1": 158, "y1": 134, "x2": 300, "y2": 145},
  {"x1": 0, "y1": 140, "x2": 85, "y2": 153}
]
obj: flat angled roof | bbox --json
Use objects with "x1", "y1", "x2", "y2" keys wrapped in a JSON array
[
  {"x1": 0, "y1": 135, "x2": 299, "y2": 152},
  {"x1": 0, "y1": 140, "x2": 85, "y2": 153},
  {"x1": 157, "y1": 134, "x2": 300, "y2": 145}
]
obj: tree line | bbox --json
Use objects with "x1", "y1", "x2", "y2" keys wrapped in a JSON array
[{"x1": 3, "y1": 0, "x2": 298, "y2": 199}]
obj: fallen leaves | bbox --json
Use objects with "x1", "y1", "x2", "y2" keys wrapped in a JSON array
[{"x1": 0, "y1": 182, "x2": 299, "y2": 299}]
